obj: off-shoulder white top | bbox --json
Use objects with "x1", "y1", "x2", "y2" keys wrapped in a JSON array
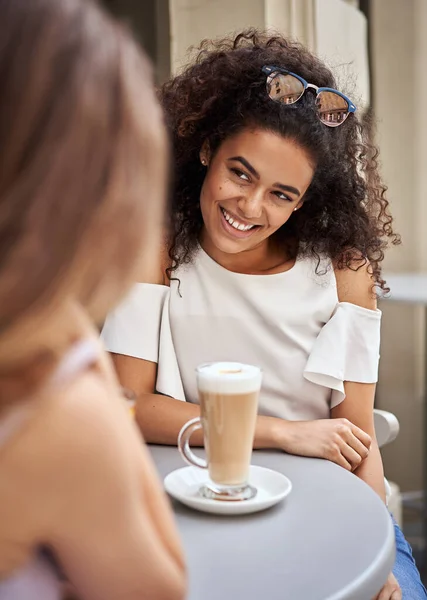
[{"x1": 102, "y1": 247, "x2": 381, "y2": 420}]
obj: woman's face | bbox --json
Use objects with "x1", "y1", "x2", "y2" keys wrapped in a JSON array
[{"x1": 199, "y1": 128, "x2": 315, "y2": 255}]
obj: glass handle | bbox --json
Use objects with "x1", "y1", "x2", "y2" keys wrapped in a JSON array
[{"x1": 177, "y1": 417, "x2": 208, "y2": 469}]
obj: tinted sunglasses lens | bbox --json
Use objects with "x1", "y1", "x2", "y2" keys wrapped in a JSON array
[
  {"x1": 316, "y1": 91, "x2": 349, "y2": 126},
  {"x1": 266, "y1": 72, "x2": 304, "y2": 105}
]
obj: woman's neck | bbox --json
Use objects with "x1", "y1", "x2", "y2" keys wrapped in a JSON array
[{"x1": 199, "y1": 229, "x2": 296, "y2": 275}]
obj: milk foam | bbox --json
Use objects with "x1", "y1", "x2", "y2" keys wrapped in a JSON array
[{"x1": 196, "y1": 362, "x2": 262, "y2": 395}]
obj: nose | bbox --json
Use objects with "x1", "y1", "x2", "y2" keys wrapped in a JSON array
[{"x1": 237, "y1": 190, "x2": 263, "y2": 220}]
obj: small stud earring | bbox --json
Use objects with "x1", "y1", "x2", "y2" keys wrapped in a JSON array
[
  {"x1": 293, "y1": 208, "x2": 298, "y2": 212},
  {"x1": 201, "y1": 158, "x2": 207, "y2": 166}
]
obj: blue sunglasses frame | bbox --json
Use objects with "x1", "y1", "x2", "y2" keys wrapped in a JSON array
[{"x1": 262, "y1": 65, "x2": 356, "y2": 127}]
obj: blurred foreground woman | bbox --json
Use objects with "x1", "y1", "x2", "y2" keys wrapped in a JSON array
[{"x1": 0, "y1": 0, "x2": 185, "y2": 598}]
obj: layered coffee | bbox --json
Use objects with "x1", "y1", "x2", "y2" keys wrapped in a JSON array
[{"x1": 197, "y1": 362, "x2": 261, "y2": 487}]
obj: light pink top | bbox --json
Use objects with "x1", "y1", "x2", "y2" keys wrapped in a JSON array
[{"x1": 0, "y1": 339, "x2": 99, "y2": 600}]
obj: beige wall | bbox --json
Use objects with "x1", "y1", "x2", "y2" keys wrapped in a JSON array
[{"x1": 371, "y1": 0, "x2": 424, "y2": 492}]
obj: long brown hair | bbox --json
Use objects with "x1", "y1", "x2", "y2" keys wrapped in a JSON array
[{"x1": 0, "y1": 0, "x2": 167, "y2": 394}]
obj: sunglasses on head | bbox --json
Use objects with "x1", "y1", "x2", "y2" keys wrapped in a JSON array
[{"x1": 262, "y1": 65, "x2": 356, "y2": 128}]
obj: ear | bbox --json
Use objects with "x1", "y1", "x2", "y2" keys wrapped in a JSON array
[{"x1": 199, "y1": 140, "x2": 211, "y2": 167}]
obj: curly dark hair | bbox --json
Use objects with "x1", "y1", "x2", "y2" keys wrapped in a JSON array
[{"x1": 160, "y1": 29, "x2": 400, "y2": 291}]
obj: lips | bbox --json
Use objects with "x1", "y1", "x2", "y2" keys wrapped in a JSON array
[
  {"x1": 219, "y1": 207, "x2": 260, "y2": 239},
  {"x1": 221, "y1": 207, "x2": 255, "y2": 231}
]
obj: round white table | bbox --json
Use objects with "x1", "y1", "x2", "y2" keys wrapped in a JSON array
[{"x1": 151, "y1": 445, "x2": 395, "y2": 600}]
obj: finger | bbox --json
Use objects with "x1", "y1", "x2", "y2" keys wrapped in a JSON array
[
  {"x1": 339, "y1": 442, "x2": 364, "y2": 471},
  {"x1": 344, "y1": 433, "x2": 370, "y2": 462},
  {"x1": 350, "y1": 424, "x2": 371, "y2": 449},
  {"x1": 376, "y1": 584, "x2": 399, "y2": 600},
  {"x1": 331, "y1": 450, "x2": 353, "y2": 471},
  {"x1": 376, "y1": 585, "x2": 391, "y2": 600}
]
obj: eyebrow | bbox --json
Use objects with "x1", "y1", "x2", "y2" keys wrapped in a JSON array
[{"x1": 228, "y1": 155, "x2": 301, "y2": 197}]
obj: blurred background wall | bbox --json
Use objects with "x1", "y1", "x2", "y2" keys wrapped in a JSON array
[
  {"x1": 103, "y1": 0, "x2": 426, "y2": 570},
  {"x1": 370, "y1": 0, "x2": 424, "y2": 497}
]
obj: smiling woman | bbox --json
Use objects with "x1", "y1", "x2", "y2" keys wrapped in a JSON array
[{"x1": 102, "y1": 30, "x2": 426, "y2": 600}]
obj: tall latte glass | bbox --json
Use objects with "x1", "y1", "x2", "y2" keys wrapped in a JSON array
[{"x1": 178, "y1": 362, "x2": 262, "y2": 501}]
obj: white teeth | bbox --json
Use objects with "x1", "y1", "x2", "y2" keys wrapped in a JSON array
[{"x1": 221, "y1": 208, "x2": 254, "y2": 232}]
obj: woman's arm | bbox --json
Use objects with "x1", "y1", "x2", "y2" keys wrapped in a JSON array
[
  {"x1": 332, "y1": 260, "x2": 386, "y2": 501},
  {"x1": 112, "y1": 353, "x2": 371, "y2": 468},
  {"x1": 331, "y1": 382, "x2": 386, "y2": 501},
  {"x1": 113, "y1": 353, "x2": 286, "y2": 448}
]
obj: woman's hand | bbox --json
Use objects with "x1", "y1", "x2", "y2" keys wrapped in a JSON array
[
  {"x1": 373, "y1": 572, "x2": 401, "y2": 600},
  {"x1": 276, "y1": 418, "x2": 371, "y2": 471}
]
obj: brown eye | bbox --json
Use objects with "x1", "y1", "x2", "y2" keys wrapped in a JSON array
[
  {"x1": 273, "y1": 190, "x2": 292, "y2": 202},
  {"x1": 230, "y1": 168, "x2": 250, "y2": 182}
]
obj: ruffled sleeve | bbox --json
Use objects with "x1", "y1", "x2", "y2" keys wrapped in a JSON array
[
  {"x1": 303, "y1": 302, "x2": 381, "y2": 408},
  {"x1": 101, "y1": 283, "x2": 185, "y2": 401}
]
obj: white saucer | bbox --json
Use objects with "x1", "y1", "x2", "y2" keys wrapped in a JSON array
[{"x1": 164, "y1": 465, "x2": 292, "y2": 515}]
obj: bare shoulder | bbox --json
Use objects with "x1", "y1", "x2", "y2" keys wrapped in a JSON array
[
  {"x1": 0, "y1": 372, "x2": 143, "y2": 543},
  {"x1": 43, "y1": 372, "x2": 142, "y2": 469},
  {"x1": 333, "y1": 257, "x2": 377, "y2": 310},
  {"x1": 12, "y1": 372, "x2": 143, "y2": 504}
]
